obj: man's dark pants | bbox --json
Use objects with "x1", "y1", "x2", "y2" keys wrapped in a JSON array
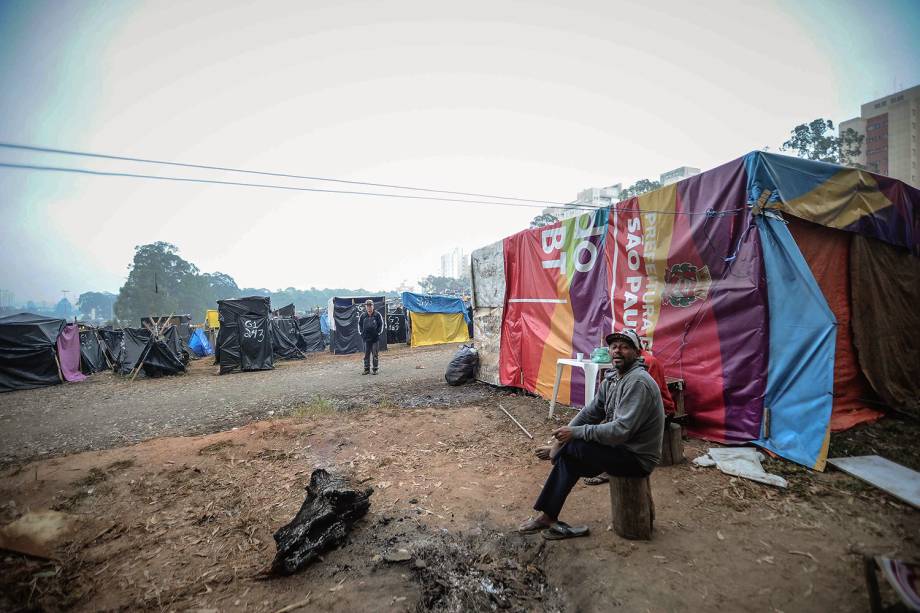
[
  {"x1": 534, "y1": 439, "x2": 648, "y2": 519},
  {"x1": 363, "y1": 339, "x2": 379, "y2": 371}
]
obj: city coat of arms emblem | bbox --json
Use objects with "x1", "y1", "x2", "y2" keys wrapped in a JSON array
[{"x1": 664, "y1": 262, "x2": 712, "y2": 308}]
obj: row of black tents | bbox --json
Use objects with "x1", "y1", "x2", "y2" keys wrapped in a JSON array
[
  {"x1": 0, "y1": 312, "x2": 193, "y2": 392},
  {"x1": 215, "y1": 297, "x2": 325, "y2": 375}
]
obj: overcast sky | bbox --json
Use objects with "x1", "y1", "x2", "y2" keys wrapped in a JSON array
[{"x1": 1, "y1": 0, "x2": 918, "y2": 304}]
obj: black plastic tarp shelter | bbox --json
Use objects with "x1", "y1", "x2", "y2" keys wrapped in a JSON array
[
  {"x1": 329, "y1": 296, "x2": 387, "y2": 355},
  {"x1": 270, "y1": 317, "x2": 305, "y2": 360},
  {"x1": 217, "y1": 296, "x2": 274, "y2": 374},
  {"x1": 272, "y1": 303, "x2": 296, "y2": 318},
  {"x1": 0, "y1": 313, "x2": 66, "y2": 392},
  {"x1": 79, "y1": 329, "x2": 109, "y2": 375},
  {"x1": 295, "y1": 314, "x2": 325, "y2": 353},
  {"x1": 105, "y1": 327, "x2": 185, "y2": 378},
  {"x1": 386, "y1": 306, "x2": 408, "y2": 345},
  {"x1": 142, "y1": 315, "x2": 192, "y2": 356}
]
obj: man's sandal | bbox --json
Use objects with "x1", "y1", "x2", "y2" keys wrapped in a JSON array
[
  {"x1": 583, "y1": 475, "x2": 610, "y2": 486},
  {"x1": 542, "y1": 521, "x2": 590, "y2": 540}
]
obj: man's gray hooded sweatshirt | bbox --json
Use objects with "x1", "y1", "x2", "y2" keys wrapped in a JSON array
[{"x1": 567, "y1": 361, "x2": 665, "y2": 473}]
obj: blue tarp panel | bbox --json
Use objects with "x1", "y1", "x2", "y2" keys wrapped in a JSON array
[
  {"x1": 319, "y1": 311, "x2": 330, "y2": 335},
  {"x1": 189, "y1": 328, "x2": 213, "y2": 357},
  {"x1": 401, "y1": 292, "x2": 471, "y2": 323},
  {"x1": 755, "y1": 214, "x2": 836, "y2": 470}
]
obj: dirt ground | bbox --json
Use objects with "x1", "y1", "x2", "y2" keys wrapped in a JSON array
[
  {"x1": 0, "y1": 347, "x2": 920, "y2": 612},
  {"x1": 0, "y1": 344, "x2": 493, "y2": 466},
  {"x1": 1, "y1": 344, "x2": 918, "y2": 612}
]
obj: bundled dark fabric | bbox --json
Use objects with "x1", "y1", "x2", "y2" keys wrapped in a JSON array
[
  {"x1": 217, "y1": 296, "x2": 273, "y2": 374},
  {"x1": 330, "y1": 297, "x2": 387, "y2": 355},
  {"x1": 273, "y1": 303, "x2": 296, "y2": 318},
  {"x1": 239, "y1": 315, "x2": 273, "y2": 371},
  {"x1": 386, "y1": 308, "x2": 408, "y2": 344},
  {"x1": 295, "y1": 314, "x2": 325, "y2": 353},
  {"x1": 271, "y1": 317, "x2": 304, "y2": 360},
  {"x1": 445, "y1": 344, "x2": 479, "y2": 386},
  {"x1": 79, "y1": 330, "x2": 108, "y2": 374},
  {"x1": 850, "y1": 235, "x2": 920, "y2": 412},
  {"x1": 0, "y1": 313, "x2": 66, "y2": 392}
]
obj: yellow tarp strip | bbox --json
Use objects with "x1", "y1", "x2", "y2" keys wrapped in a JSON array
[{"x1": 409, "y1": 312, "x2": 470, "y2": 347}]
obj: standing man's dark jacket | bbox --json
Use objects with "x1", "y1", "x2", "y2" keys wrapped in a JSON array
[{"x1": 359, "y1": 310, "x2": 385, "y2": 342}]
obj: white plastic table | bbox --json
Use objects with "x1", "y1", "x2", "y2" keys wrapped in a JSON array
[{"x1": 548, "y1": 359, "x2": 615, "y2": 417}]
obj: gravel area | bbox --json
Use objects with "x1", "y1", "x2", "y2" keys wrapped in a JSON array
[{"x1": 0, "y1": 343, "x2": 495, "y2": 466}]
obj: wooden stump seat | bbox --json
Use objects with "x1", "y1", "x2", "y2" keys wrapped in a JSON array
[
  {"x1": 659, "y1": 422, "x2": 684, "y2": 466},
  {"x1": 608, "y1": 475, "x2": 655, "y2": 540}
]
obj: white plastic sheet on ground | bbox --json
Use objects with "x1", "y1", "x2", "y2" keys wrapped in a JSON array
[{"x1": 692, "y1": 447, "x2": 788, "y2": 488}]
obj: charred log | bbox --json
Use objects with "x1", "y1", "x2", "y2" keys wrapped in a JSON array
[{"x1": 271, "y1": 469, "x2": 373, "y2": 575}]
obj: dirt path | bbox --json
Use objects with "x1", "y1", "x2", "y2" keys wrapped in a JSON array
[
  {"x1": 2, "y1": 398, "x2": 917, "y2": 612},
  {"x1": 0, "y1": 344, "x2": 492, "y2": 466}
]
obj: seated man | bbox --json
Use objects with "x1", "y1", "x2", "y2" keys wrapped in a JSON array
[
  {"x1": 583, "y1": 341, "x2": 675, "y2": 486},
  {"x1": 519, "y1": 329, "x2": 665, "y2": 539}
]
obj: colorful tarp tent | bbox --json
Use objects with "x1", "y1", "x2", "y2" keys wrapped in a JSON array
[
  {"x1": 401, "y1": 292, "x2": 471, "y2": 347},
  {"x1": 471, "y1": 151, "x2": 920, "y2": 470}
]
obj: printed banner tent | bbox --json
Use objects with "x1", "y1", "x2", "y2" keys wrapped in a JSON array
[
  {"x1": 471, "y1": 151, "x2": 920, "y2": 470},
  {"x1": 401, "y1": 292, "x2": 471, "y2": 347},
  {"x1": 328, "y1": 297, "x2": 388, "y2": 355}
]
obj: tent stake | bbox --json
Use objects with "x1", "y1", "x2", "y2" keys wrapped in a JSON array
[{"x1": 498, "y1": 403, "x2": 533, "y2": 440}]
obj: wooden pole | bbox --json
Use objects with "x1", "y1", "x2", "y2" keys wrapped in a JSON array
[
  {"x1": 130, "y1": 343, "x2": 153, "y2": 381},
  {"x1": 498, "y1": 403, "x2": 533, "y2": 439},
  {"x1": 52, "y1": 350, "x2": 65, "y2": 383}
]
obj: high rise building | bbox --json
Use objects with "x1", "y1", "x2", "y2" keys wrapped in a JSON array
[
  {"x1": 840, "y1": 84, "x2": 920, "y2": 187},
  {"x1": 440, "y1": 247, "x2": 469, "y2": 279},
  {"x1": 659, "y1": 166, "x2": 701, "y2": 186},
  {"x1": 542, "y1": 184, "x2": 622, "y2": 220}
]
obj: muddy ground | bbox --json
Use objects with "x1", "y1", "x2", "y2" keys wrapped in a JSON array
[{"x1": 1, "y1": 344, "x2": 918, "y2": 612}]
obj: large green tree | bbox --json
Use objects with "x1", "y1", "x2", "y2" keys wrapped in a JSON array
[
  {"x1": 417, "y1": 274, "x2": 470, "y2": 296},
  {"x1": 76, "y1": 291, "x2": 116, "y2": 321},
  {"x1": 114, "y1": 242, "x2": 241, "y2": 325},
  {"x1": 529, "y1": 212, "x2": 559, "y2": 228},
  {"x1": 781, "y1": 118, "x2": 864, "y2": 167},
  {"x1": 619, "y1": 179, "x2": 662, "y2": 200}
]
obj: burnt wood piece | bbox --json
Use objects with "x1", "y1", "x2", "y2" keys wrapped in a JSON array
[
  {"x1": 608, "y1": 475, "x2": 654, "y2": 540},
  {"x1": 271, "y1": 469, "x2": 373, "y2": 575}
]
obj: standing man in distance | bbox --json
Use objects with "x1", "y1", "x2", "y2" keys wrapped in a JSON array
[
  {"x1": 358, "y1": 299, "x2": 385, "y2": 375},
  {"x1": 519, "y1": 328, "x2": 664, "y2": 539}
]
